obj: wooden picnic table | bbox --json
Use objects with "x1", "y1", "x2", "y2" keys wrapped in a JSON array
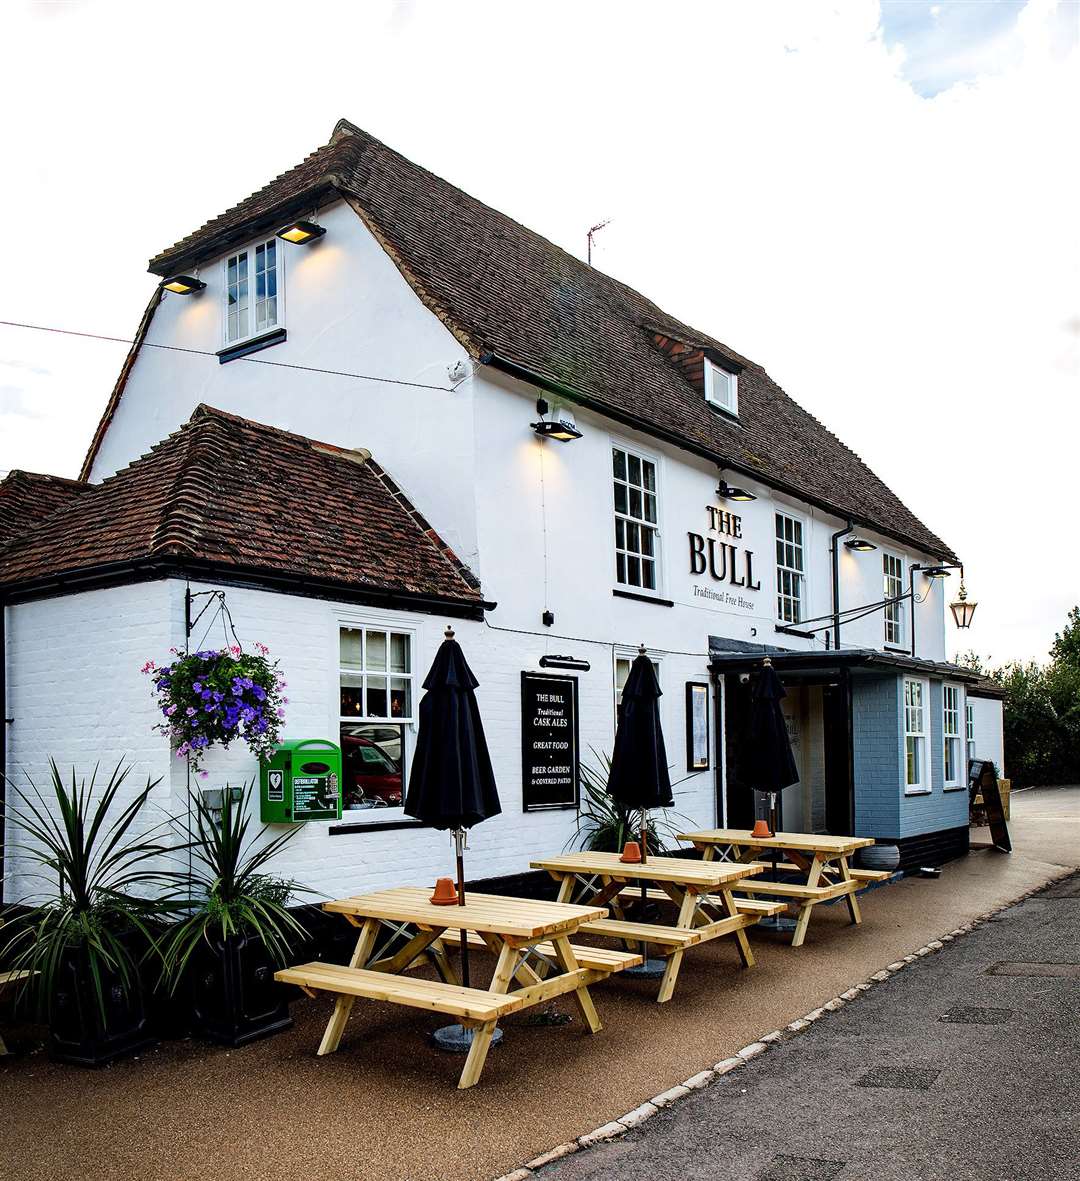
[
  {"x1": 678, "y1": 829, "x2": 883, "y2": 947},
  {"x1": 277, "y1": 887, "x2": 638, "y2": 1089},
  {"x1": 529, "y1": 852, "x2": 772, "y2": 1003}
]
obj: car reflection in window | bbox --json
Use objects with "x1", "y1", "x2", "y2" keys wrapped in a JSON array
[{"x1": 341, "y1": 724, "x2": 403, "y2": 809}]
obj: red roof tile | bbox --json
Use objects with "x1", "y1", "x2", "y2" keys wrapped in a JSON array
[{"x1": 0, "y1": 469, "x2": 87, "y2": 549}]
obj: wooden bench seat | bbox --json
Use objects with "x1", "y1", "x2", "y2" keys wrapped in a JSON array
[
  {"x1": 849, "y1": 868, "x2": 892, "y2": 883},
  {"x1": 617, "y1": 886, "x2": 675, "y2": 904},
  {"x1": 438, "y1": 930, "x2": 641, "y2": 974},
  {"x1": 580, "y1": 918, "x2": 704, "y2": 947},
  {"x1": 275, "y1": 962, "x2": 524, "y2": 1022},
  {"x1": 734, "y1": 878, "x2": 851, "y2": 902}
]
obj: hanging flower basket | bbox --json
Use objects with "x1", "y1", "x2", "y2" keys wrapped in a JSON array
[{"x1": 143, "y1": 644, "x2": 288, "y2": 776}]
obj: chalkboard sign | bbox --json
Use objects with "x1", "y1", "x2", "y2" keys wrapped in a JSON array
[
  {"x1": 969, "y1": 758, "x2": 1011, "y2": 852},
  {"x1": 521, "y1": 672, "x2": 580, "y2": 811}
]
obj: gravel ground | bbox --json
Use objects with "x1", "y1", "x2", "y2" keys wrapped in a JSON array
[
  {"x1": 536, "y1": 867, "x2": 1080, "y2": 1181},
  {"x1": 2, "y1": 788, "x2": 1077, "y2": 1181}
]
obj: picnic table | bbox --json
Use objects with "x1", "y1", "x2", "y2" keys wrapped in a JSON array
[
  {"x1": 529, "y1": 851, "x2": 774, "y2": 1003},
  {"x1": 276, "y1": 887, "x2": 638, "y2": 1089},
  {"x1": 678, "y1": 829, "x2": 885, "y2": 947}
]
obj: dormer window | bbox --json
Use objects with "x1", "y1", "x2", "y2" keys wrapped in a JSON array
[
  {"x1": 704, "y1": 360, "x2": 738, "y2": 416},
  {"x1": 225, "y1": 238, "x2": 280, "y2": 346}
]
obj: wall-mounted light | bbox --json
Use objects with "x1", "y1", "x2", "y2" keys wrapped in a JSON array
[
  {"x1": 276, "y1": 219, "x2": 326, "y2": 245},
  {"x1": 950, "y1": 580, "x2": 977, "y2": 629},
  {"x1": 844, "y1": 537, "x2": 878, "y2": 552},
  {"x1": 531, "y1": 398, "x2": 582, "y2": 441},
  {"x1": 160, "y1": 275, "x2": 206, "y2": 295},
  {"x1": 539, "y1": 655, "x2": 591, "y2": 672},
  {"x1": 922, "y1": 566, "x2": 951, "y2": 579},
  {"x1": 716, "y1": 476, "x2": 756, "y2": 502}
]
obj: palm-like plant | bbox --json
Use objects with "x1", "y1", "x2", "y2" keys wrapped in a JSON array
[
  {"x1": 568, "y1": 752, "x2": 693, "y2": 854},
  {"x1": 0, "y1": 760, "x2": 175, "y2": 1024},
  {"x1": 162, "y1": 780, "x2": 308, "y2": 985}
]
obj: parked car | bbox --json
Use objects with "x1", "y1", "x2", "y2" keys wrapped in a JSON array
[{"x1": 341, "y1": 731, "x2": 403, "y2": 807}]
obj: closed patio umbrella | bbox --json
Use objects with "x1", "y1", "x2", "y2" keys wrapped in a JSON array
[
  {"x1": 404, "y1": 626, "x2": 501, "y2": 1048},
  {"x1": 607, "y1": 645, "x2": 673, "y2": 976},
  {"x1": 744, "y1": 656, "x2": 800, "y2": 929}
]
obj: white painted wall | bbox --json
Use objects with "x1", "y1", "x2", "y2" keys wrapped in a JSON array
[{"x1": 969, "y1": 694, "x2": 1005, "y2": 775}]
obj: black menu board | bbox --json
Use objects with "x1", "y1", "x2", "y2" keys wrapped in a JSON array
[{"x1": 521, "y1": 672, "x2": 580, "y2": 811}]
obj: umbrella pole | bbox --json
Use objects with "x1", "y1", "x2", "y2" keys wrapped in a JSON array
[{"x1": 454, "y1": 826, "x2": 469, "y2": 989}]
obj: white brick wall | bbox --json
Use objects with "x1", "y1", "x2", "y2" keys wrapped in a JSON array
[{"x1": 4, "y1": 577, "x2": 719, "y2": 903}]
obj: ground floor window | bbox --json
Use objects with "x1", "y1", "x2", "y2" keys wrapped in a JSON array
[
  {"x1": 339, "y1": 625, "x2": 415, "y2": 812},
  {"x1": 943, "y1": 684, "x2": 962, "y2": 787},
  {"x1": 904, "y1": 678, "x2": 928, "y2": 793},
  {"x1": 966, "y1": 701, "x2": 976, "y2": 762},
  {"x1": 615, "y1": 652, "x2": 661, "y2": 726}
]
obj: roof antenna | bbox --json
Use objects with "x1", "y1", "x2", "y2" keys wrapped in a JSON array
[{"x1": 586, "y1": 219, "x2": 612, "y2": 266}]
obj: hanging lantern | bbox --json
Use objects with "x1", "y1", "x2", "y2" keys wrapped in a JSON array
[{"x1": 950, "y1": 580, "x2": 977, "y2": 629}]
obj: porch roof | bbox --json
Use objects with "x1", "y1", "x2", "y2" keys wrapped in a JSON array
[{"x1": 708, "y1": 641, "x2": 986, "y2": 685}]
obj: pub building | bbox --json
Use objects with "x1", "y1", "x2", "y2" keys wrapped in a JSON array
[{"x1": 0, "y1": 120, "x2": 1001, "y2": 902}]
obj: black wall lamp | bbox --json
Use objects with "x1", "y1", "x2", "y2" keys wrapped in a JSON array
[
  {"x1": 716, "y1": 473, "x2": 756, "y2": 502},
  {"x1": 276, "y1": 219, "x2": 326, "y2": 245},
  {"x1": 160, "y1": 275, "x2": 206, "y2": 295},
  {"x1": 844, "y1": 537, "x2": 877, "y2": 552},
  {"x1": 539, "y1": 655, "x2": 591, "y2": 671},
  {"x1": 531, "y1": 398, "x2": 582, "y2": 441}
]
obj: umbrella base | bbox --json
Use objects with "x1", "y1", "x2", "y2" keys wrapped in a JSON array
[
  {"x1": 623, "y1": 958, "x2": 668, "y2": 979},
  {"x1": 757, "y1": 914, "x2": 799, "y2": 934},
  {"x1": 431, "y1": 1023, "x2": 505, "y2": 1054}
]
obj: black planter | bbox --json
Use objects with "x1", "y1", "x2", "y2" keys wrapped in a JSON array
[
  {"x1": 49, "y1": 932, "x2": 157, "y2": 1067},
  {"x1": 188, "y1": 932, "x2": 293, "y2": 1047}
]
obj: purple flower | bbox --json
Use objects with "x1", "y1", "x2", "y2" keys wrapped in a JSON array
[
  {"x1": 186, "y1": 707, "x2": 196, "y2": 717},
  {"x1": 193, "y1": 682, "x2": 202, "y2": 692},
  {"x1": 165, "y1": 704, "x2": 178, "y2": 716},
  {"x1": 276, "y1": 708, "x2": 286, "y2": 719}
]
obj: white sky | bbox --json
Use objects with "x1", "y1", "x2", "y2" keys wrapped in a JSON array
[{"x1": 1, "y1": 0, "x2": 1077, "y2": 666}]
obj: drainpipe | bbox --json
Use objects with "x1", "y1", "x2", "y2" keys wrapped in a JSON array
[{"x1": 830, "y1": 520, "x2": 855, "y2": 651}]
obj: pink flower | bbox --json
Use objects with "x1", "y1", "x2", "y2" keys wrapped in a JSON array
[
  {"x1": 140, "y1": 660, "x2": 156, "y2": 674},
  {"x1": 230, "y1": 645, "x2": 241, "y2": 656},
  {"x1": 199, "y1": 770, "x2": 209, "y2": 779}
]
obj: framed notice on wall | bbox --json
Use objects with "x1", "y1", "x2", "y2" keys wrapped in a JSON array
[
  {"x1": 686, "y1": 682, "x2": 710, "y2": 772},
  {"x1": 521, "y1": 672, "x2": 580, "y2": 811}
]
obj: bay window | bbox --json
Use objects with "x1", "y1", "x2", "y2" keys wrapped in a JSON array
[
  {"x1": 904, "y1": 678, "x2": 928, "y2": 793},
  {"x1": 943, "y1": 684, "x2": 962, "y2": 787},
  {"x1": 339, "y1": 625, "x2": 415, "y2": 813},
  {"x1": 613, "y1": 445, "x2": 660, "y2": 592}
]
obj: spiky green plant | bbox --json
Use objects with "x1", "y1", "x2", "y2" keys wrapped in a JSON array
[
  {"x1": 567, "y1": 752, "x2": 694, "y2": 854},
  {"x1": 0, "y1": 760, "x2": 175, "y2": 1024},
  {"x1": 162, "y1": 780, "x2": 309, "y2": 986}
]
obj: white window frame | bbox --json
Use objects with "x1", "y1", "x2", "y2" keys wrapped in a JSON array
[
  {"x1": 966, "y1": 701, "x2": 976, "y2": 763},
  {"x1": 882, "y1": 551, "x2": 905, "y2": 647},
  {"x1": 775, "y1": 510, "x2": 806, "y2": 625},
  {"x1": 337, "y1": 619, "x2": 418, "y2": 822},
  {"x1": 223, "y1": 237, "x2": 284, "y2": 347},
  {"x1": 903, "y1": 677, "x2": 930, "y2": 794},
  {"x1": 611, "y1": 442, "x2": 663, "y2": 595},
  {"x1": 704, "y1": 360, "x2": 738, "y2": 416},
  {"x1": 943, "y1": 683, "x2": 963, "y2": 789},
  {"x1": 614, "y1": 650, "x2": 662, "y2": 729}
]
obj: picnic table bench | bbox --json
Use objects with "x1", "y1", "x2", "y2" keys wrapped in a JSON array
[
  {"x1": 530, "y1": 851, "x2": 768, "y2": 1003},
  {"x1": 679, "y1": 829, "x2": 882, "y2": 947},
  {"x1": 277, "y1": 887, "x2": 636, "y2": 1089}
]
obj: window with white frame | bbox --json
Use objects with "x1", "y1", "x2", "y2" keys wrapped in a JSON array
[
  {"x1": 614, "y1": 654, "x2": 661, "y2": 726},
  {"x1": 943, "y1": 684, "x2": 962, "y2": 787},
  {"x1": 704, "y1": 360, "x2": 738, "y2": 416},
  {"x1": 904, "y1": 678, "x2": 928, "y2": 792},
  {"x1": 775, "y1": 512, "x2": 805, "y2": 624},
  {"x1": 339, "y1": 625, "x2": 415, "y2": 812},
  {"x1": 883, "y1": 552, "x2": 904, "y2": 645},
  {"x1": 966, "y1": 701, "x2": 976, "y2": 762},
  {"x1": 225, "y1": 239, "x2": 280, "y2": 345},
  {"x1": 612, "y1": 445, "x2": 660, "y2": 592}
]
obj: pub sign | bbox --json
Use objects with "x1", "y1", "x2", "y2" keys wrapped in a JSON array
[{"x1": 521, "y1": 672, "x2": 580, "y2": 811}]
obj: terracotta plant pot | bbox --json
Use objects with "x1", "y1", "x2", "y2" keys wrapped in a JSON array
[
  {"x1": 619, "y1": 840, "x2": 643, "y2": 863},
  {"x1": 751, "y1": 818, "x2": 773, "y2": 839},
  {"x1": 430, "y1": 877, "x2": 459, "y2": 905}
]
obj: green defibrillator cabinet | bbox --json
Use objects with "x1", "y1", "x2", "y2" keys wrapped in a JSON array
[{"x1": 260, "y1": 739, "x2": 342, "y2": 823}]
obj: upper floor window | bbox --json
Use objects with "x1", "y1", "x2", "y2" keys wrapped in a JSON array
[
  {"x1": 943, "y1": 684, "x2": 962, "y2": 787},
  {"x1": 612, "y1": 445, "x2": 659, "y2": 592},
  {"x1": 903, "y1": 678, "x2": 928, "y2": 793},
  {"x1": 225, "y1": 239, "x2": 280, "y2": 345},
  {"x1": 704, "y1": 360, "x2": 738, "y2": 416},
  {"x1": 775, "y1": 511, "x2": 804, "y2": 624},
  {"x1": 339, "y1": 625, "x2": 414, "y2": 813},
  {"x1": 883, "y1": 552, "x2": 904, "y2": 645}
]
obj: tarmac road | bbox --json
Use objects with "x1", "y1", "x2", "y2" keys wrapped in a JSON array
[{"x1": 536, "y1": 869, "x2": 1080, "y2": 1181}]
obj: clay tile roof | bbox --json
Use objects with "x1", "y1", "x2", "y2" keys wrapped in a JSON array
[
  {"x1": 146, "y1": 119, "x2": 953, "y2": 560},
  {"x1": 0, "y1": 469, "x2": 88, "y2": 549},
  {"x1": 2, "y1": 406, "x2": 483, "y2": 606}
]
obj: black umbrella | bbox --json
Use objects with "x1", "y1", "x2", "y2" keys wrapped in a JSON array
[
  {"x1": 607, "y1": 645, "x2": 673, "y2": 975},
  {"x1": 404, "y1": 626, "x2": 501, "y2": 998},
  {"x1": 744, "y1": 656, "x2": 799, "y2": 835}
]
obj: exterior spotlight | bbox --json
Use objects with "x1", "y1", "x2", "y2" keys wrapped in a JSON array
[
  {"x1": 950, "y1": 581, "x2": 977, "y2": 629},
  {"x1": 922, "y1": 566, "x2": 951, "y2": 579},
  {"x1": 844, "y1": 537, "x2": 878, "y2": 552},
  {"x1": 716, "y1": 477, "x2": 756, "y2": 502},
  {"x1": 161, "y1": 275, "x2": 206, "y2": 295},
  {"x1": 531, "y1": 398, "x2": 582, "y2": 441},
  {"x1": 276, "y1": 220, "x2": 326, "y2": 244}
]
